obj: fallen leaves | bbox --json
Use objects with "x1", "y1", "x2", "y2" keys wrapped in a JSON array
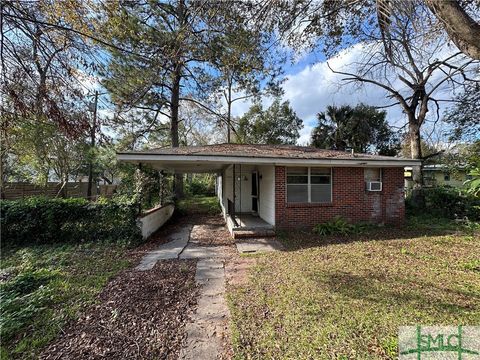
[
  {"x1": 40, "y1": 260, "x2": 198, "y2": 360},
  {"x1": 189, "y1": 215, "x2": 234, "y2": 246}
]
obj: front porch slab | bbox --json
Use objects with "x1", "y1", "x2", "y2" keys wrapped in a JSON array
[
  {"x1": 233, "y1": 214, "x2": 272, "y2": 229},
  {"x1": 227, "y1": 214, "x2": 276, "y2": 239}
]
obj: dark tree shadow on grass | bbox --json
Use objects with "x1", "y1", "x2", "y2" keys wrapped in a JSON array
[
  {"x1": 278, "y1": 225, "x2": 467, "y2": 252},
  {"x1": 308, "y1": 271, "x2": 478, "y2": 315}
]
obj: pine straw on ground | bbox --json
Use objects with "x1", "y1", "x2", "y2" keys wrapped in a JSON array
[
  {"x1": 189, "y1": 215, "x2": 234, "y2": 246},
  {"x1": 130, "y1": 214, "x2": 234, "y2": 260},
  {"x1": 40, "y1": 260, "x2": 198, "y2": 360},
  {"x1": 40, "y1": 209, "x2": 234, "y2": 359}
]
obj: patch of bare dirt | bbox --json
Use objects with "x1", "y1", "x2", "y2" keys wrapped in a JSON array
[
  {"x1": 189, "y1": 215, "x2": 234, "y2": 246},
  {"x1": 40, "y1": 260, "x2": 198, "y2": 360}
]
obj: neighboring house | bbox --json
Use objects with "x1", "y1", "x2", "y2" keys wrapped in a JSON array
[
  {"x1": 404, "y1": 164, "x2": 470, "y2": 189},
  {"x1": 118, "y1": 144, "x2": 419, "y2": 237}
]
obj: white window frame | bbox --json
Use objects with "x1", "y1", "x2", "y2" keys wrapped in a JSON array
[
  {"x1": 364, "y1": 167, "x2": 382, "y2": 182},
  {"x1": 364, "y1": 168, "x2": 383, "y2": 192},
  {"x1": 286, "y1": 167, "x2": 332, "y2": 203}
]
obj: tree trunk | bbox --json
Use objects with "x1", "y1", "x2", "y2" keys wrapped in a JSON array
[
  {"x1": 409, "y1": 118, "x2": 424, "y2": 207},
  {"x1": 87, "y1": 91, "x2": 98, "y2": 200},
  {"x1": 425, "y1": 0, "x2": 480, "y2": 60},
  {"x1": 227, "y1": 77, "x2": 232, "y2": 143},
  {"x1": 171, "y1": 64, "x2": 181, "y2": 148},
  {"x1": 171, "y1": 58, "x2": 184, "y2": 199},
  {"x1": 409, "y1": 122, "x2": 422, "y2": 186}
]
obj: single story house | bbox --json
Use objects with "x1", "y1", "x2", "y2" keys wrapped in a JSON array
[{"x1": 118, "y1": 144, "x2": 420, "y2": 237}]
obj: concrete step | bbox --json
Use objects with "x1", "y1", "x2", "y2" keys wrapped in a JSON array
[
  {"x1": 233, "y1": 229, "x2": 276, "y2": 239},
  {"x1": 235, "y1": 238, "x2": 284, "y2": 253}
]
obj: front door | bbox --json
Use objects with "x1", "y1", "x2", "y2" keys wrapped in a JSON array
[{"x1": 251, "y1": 171, "x2": 258, "y2": 213}]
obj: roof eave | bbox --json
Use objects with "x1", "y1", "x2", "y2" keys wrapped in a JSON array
[{"x1": 117, "y1": 153, "x2": 421, "y2": 167}]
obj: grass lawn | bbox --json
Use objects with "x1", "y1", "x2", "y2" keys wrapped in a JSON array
[
  {"x1": 0, "y1": 243, "x2": 133, "y2": 359},
  {"x1": 177, "y1": 195, "x2": 221, "y2": 215},
  {"x1": 228, "y1": 217, "x2": 480, "y2": 359}
]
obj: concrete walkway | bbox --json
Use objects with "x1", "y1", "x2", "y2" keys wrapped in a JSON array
[
  {"x1": 135, "y1": 222, "x2": 231, "y2": 359},
  {"x1": 134, "y1": 219, "x2": 283, "y2": 359},
  {"x1": 180, "y1": 244, "x2": 231, "y2": 260},
  {"x1": 179, "y1": 257, "x2": 229, "y2": 360},
  {"x1": 135, "y1": 225, "x2": 192, "y2": 271},
  {"x1": 235, "y1": 237, "x2": 284, "y2": 254}
]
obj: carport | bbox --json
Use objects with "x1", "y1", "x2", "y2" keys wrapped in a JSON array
[{"x1": 117, "y1": 146, "x2": 276, "y2": 238}]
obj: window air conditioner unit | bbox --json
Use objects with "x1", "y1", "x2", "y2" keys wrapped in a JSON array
[{"x1": 367, "y1": 181, "x2": 382, "y2": 191}]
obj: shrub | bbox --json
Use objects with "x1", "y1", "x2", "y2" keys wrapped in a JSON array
[
  {"x1": 1, "y1": 197, "x2": 142, "y2": 247},
  {"x1": 313, "y1": 217, "x2": 377, "y2": 236},
  {"x1": 313, "y1": 216, "x2": 355, "y2": 236},
  {"x1": 185, "y1": 176, "x2": 216, "y2": 196},
  {"x1": 407, "y1": 186, "x2": 480, "y2": 220},
  {"x1": 465, "y1": 167, "x2": 480, "y2": 197},
  {"x1": 114, "y1": 163, "x2": 172, "y2": 210}
]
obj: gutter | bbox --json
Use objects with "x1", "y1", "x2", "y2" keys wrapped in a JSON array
[{"x1": 117, "y1": 153, "x2": 421, "y2": 168}]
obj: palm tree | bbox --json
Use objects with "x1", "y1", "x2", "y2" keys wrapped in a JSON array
[
  {"x1": 310, "y1": 104, "x2": 398, "y2": 155},
  {"x1": 311, "y1": 105, "x2": 353, "y2": 151}
]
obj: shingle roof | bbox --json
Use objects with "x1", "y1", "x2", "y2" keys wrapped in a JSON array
[{"x1": 119, "y1": 143, "x2": 412, "y2": 162}]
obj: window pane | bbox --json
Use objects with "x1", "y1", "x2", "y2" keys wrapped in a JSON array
[
  {"x1": 311, "y1": 184, "x2": 331, "y2": 203},
  {"x1": 311, "y1": 167, "x2": 331, "y2": 175},
  {"x1": 364, "y1": 168, "x2": 381, "y2": 182},
  {"x1": 311, "y1": 175, "x2": 330, "y2": 184},
  {"x1": 287, "y1": 184, "x2": 308, "y2": 202},
  {"x1": 287, "y1": 175, "x2": 308, "y2": 184},
  {"x1": 287, "y1": 167, "x2": 308, "y2": 175}
]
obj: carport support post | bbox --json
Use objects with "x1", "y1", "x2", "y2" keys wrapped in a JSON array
[
  {"x1": 232, "y1": 164, "x2": 236, "y2": 221},
  {"x1": 136, "y1": 163, "x2": 143, "y2": 215},
  {"x1": 159, "y1": 170, "x2": 164, "y2": 206}
]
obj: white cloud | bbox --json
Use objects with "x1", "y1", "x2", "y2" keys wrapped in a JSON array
[
  {"x1": 297, "y1": 123, "x2": 313, "y2": 145},
  {"x1": 226, "y1": 44, "x2": 414, "y2": 145},
  {"x1": 230, "y1": 95, "x2": 254, "y2": 118},
  {"x1": 283, "y1": 44, "x2": 406, "y2": 128}
]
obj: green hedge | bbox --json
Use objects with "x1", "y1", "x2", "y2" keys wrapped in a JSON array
[
  {"x1": 185, "y1": 178, "x2": 216, "y2": 197},
  {"x1": 1, "y1": 197, "x2": 142, "y2": 247},
  {"x1": 407, "y1": 186, "x2": 480, "y2": 220}
]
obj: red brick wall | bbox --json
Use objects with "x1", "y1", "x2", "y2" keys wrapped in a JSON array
[{"x1": 275, "y1": 166, "x2": 405, "y2": 229}]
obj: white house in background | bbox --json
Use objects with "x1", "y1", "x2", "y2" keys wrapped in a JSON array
[{"x1": 405, "y1": 164, "x2": 471, "y2": 189}]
